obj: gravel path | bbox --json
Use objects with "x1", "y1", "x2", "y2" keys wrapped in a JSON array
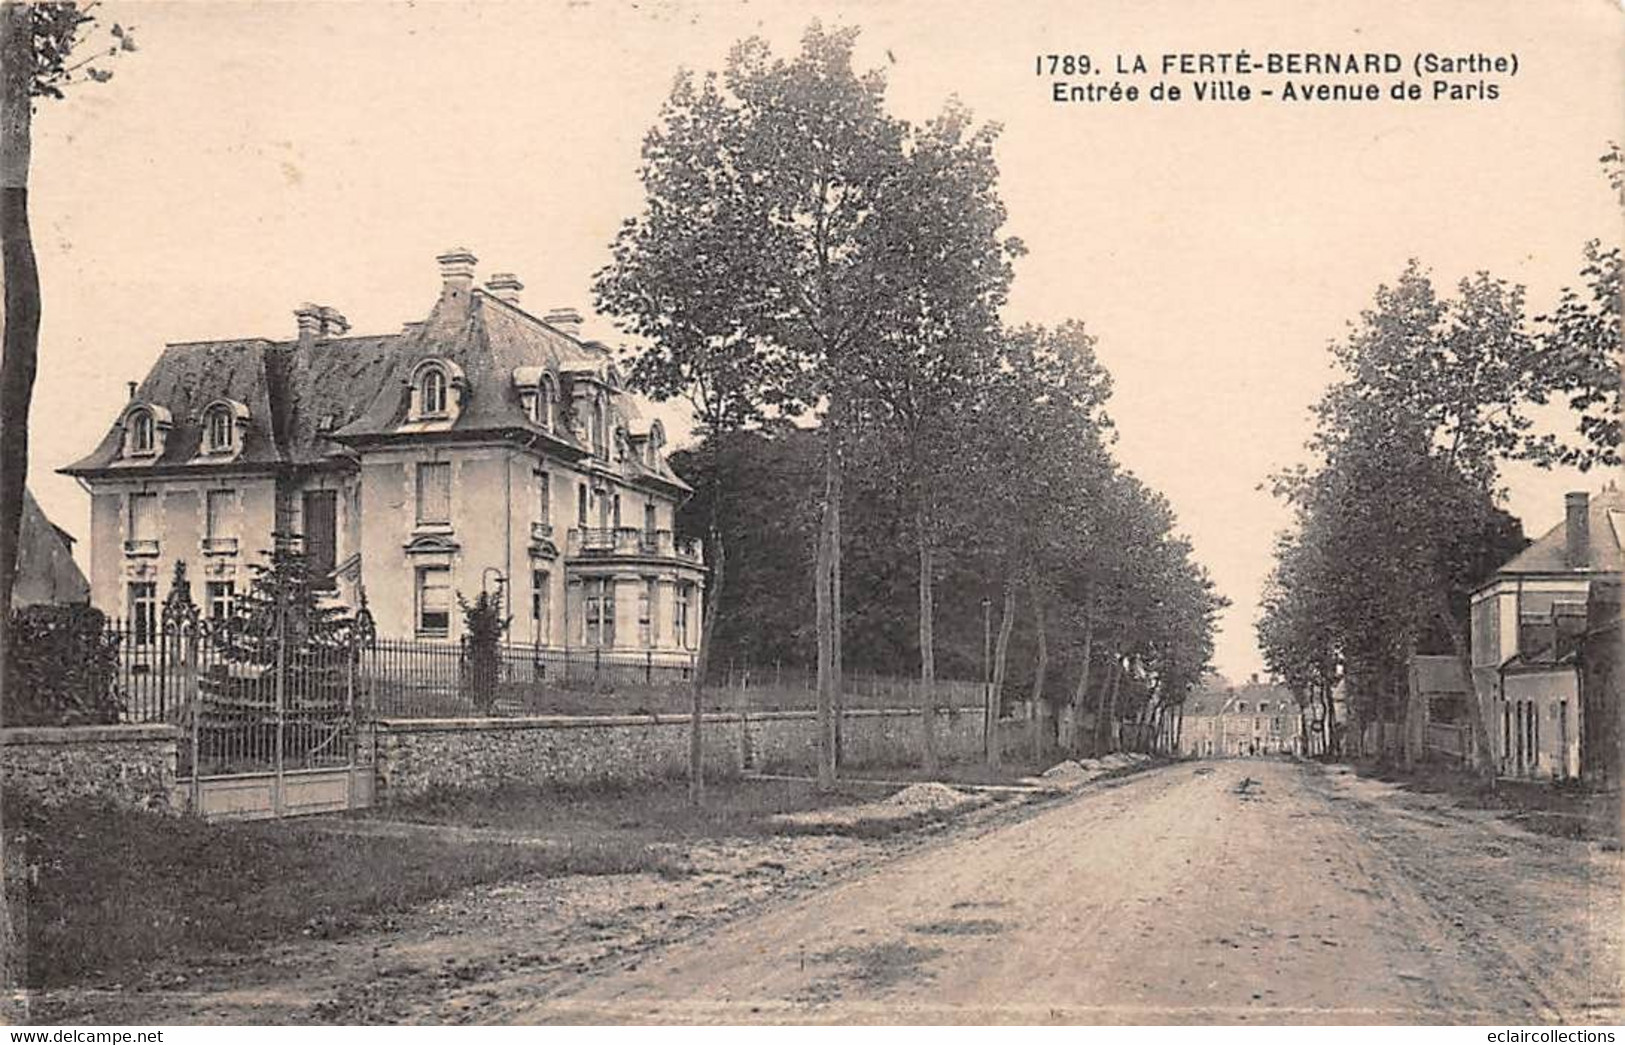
[{"x1": 516, "y1": 760, "x2": 1621, "y2": 1024}]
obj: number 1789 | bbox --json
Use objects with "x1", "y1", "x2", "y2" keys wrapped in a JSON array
[{"x1": 1035, "y1": 54, "x2": 1093, "y2": 76}]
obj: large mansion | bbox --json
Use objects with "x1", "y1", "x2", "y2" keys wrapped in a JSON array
[{"x1": 63, "y1": 249, "x2": 706, "y2": 659}]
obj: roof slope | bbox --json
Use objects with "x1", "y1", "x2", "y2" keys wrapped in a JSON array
[
  {"x1": 13, "y1": 488, "x2": 89, "y2": 607},
  {"x1": 1497, "y1": 486, "x2": 1625, "y2": 576}
]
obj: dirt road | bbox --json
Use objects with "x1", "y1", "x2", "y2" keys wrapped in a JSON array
[{"x1": 518, "y1": 760, "x2": 1621, "y2": 1024}]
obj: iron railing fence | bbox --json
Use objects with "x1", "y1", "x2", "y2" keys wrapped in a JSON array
[
  {"x1": 106, "y1": 617, "x2": 358, "y2": 778},
  {"x1": 100, "y1": 620, "x2": 986, "y2": 765}
]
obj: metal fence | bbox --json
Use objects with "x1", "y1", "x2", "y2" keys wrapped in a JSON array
[
  {"x1": 99, "y1": 620, "x2": 984, "y2": 774},
  {"x1": 107, "y1": 618, "x2": 357, "y2": 778}
]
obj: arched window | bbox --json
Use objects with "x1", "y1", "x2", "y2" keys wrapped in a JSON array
[
  {"x1": 421, "y1": 366, "x2": 448, "y2": 415},
  {"x1": 205, "y1": 405, "x2": 234, "y2": 452},
  {"x1": 130, "y1": 409, "x2": 155, "y2": 453},
  {"x1": 540, "y1": 374, "x2": 557, "y2": 432}
]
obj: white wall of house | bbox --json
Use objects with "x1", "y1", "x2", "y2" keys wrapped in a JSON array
[{"x1": 86, "y1": 474, "x2": 278, "y2": 625}]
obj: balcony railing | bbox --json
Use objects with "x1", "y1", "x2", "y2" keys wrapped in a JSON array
[
  {"x1": 123, "y1": 538, "x2": 160, "y2": 557},
  {"x1": 567, "y1": 527, "x2": 703, "y2": 563},
  {"x1": 201, "y1": 536, "x2": 239, "y2": 556}
]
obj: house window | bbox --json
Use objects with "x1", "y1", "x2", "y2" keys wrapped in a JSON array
[
  {"x1": 675, "y1": 582, "x2": 692, "y2": 649},
  {"x1": 592, "y1": 401, "x2": 607, "y2": 459},
  {"x1": 536, "y1": 471, "x2": 550, "y2": 525},
  {"x1": 638, "y1": 578, "x2": 654, "y2": 648},
  {"x1": 644, "y1": 502, "x2": 657, "y2": 535},
  {"x1": 205, "y1": 405, "x2": 234, "y2": 452},
  {"x1": 577, "y1": 483, "x2": 588, "y2": 527},
  {"x1": 129, "y1": 409, "x2": 155, "y2": 454},
  {"x1": 302, "y1": 490, "x2": 337, "y2": 585},
  {"x1": 416, "y1": 462, "x2": 451, "y2": 525},
  {"x1": 421, "y1": 366, "x2": 448, "y2": 415},
  {"x1": 127, "y1": 492, "x2": 157, "y2": 550},
  {"x1": 207, "y1": 581, "x2": 234, "y2": 623},
  {"x1": 540, "y1": 376, "x2": 557, "y2": 431},
  {"x1": 583, "y1": 578, "x2": 615, "y2": 648},
  {"x1": 531, "y1": 569, "x2": 550, "y2": 640},
  {"x1": 612, "y1": 493, "x2": 622, "y2": 530},
  {"x1": 129, "y1": 581, "x2": 157, "y2": 645},
  {"x1": 416, "y1": 566, "x2": 452, "y2": 636},
  {"x1": 205, "y1": 490, "x2": 231, "y2": 539}
]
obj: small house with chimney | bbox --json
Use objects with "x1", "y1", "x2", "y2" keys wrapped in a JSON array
[
  {"x1": 1468, "y1": 486, "x2": 1624, "y2": 780},
  {"x1": 60, "y1": 249, "x2": 705, "y2": 662}
]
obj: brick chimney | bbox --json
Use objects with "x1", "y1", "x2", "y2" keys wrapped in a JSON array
[
  {"x1": 485, "y1": 273, "x2": 524, "y2": 306},
  {"x1": 294, "y1": 303, "x2": 323, "y2": 349},
  {"x1": 543, "y1": 307, "x2": 583, "y2": 338},
  {"x1": 1565, "y1": 491, "x2": 1590, "y2": 569},
  {"x1": 436, "y1": 247, "x2": 478, "y2": 302}
]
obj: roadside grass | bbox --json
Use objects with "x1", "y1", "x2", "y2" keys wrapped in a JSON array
[
  {"x1": 1350, "y1": 760, "x2": 1620, "y2": 843},
  {"x1": 375, "y1": 775, "x2": 900, "y2": 841},
  {"x1": 4, "y1": 795, "x2": 679, "y2": 991}
]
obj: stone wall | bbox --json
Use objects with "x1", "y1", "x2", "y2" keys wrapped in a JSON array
[
  {"x1": 375, "y1": 705, "x2": 987, "y2": 802},
  {"x1": 0, "y1": 724, "x2": 180, "y2": 813},
  {"x1": 373, "y1": 713, "x2": 747, "y2": 803}
]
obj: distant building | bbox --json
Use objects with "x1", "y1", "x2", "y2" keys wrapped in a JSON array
[
  {"x1": 13, "y1": 487, "x2": 90, "y2": 608},
  {"x1": 1178, "y1": 677, "x2": 1304, "y2": 757},
  {"x1": 60, "y1": 249, "x2": 705, "y2": 660},
  {"x1": 1468, "y1": 486, "x2": 1623, "y2": 780}
]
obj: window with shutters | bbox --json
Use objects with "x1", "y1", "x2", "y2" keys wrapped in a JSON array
[{"x1": 416, "y1": 462, "x2": 451, "y2": 525}]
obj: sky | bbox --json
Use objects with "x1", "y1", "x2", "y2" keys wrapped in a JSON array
[{"x1": 20, "y1": 0, "x2": 1624, "y2": 681}]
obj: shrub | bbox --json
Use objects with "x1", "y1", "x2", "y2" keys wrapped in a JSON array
[{"x1": 5, "y1": 604, "x2": 122, "y2": 726}]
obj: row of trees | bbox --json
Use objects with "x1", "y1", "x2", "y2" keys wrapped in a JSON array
[
  {"x1": 596, "y1": 23, "x2": 1224, "y2": 796},
  {"x1": 1257, "y1": 149, "x2": 1622, "y2": 767}
]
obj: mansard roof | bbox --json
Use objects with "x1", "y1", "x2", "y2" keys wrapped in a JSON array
[
  {"x1": 61, "y1": 333, "x2": 401, "y2": 476},
  {"x1": 61, "y1": 257, "x2": 689, "y2": 495}
]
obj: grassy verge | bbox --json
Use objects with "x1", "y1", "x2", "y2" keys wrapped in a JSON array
[
  {"x1": 375, "y1": 776, "x2": 899, "y2": 841},
  {"x1": 4, "y1": 796, "x2": 679, "y2": 990},
  {"x1": 1351, "y1": 760, "x2": 1620, "y2": 843}
]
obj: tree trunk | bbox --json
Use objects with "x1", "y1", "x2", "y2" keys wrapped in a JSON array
[
  {"x1": 1104, "y1": 656, "x2": 1124, "y2": 753},
  {"x1": 917, "y1": 506, "x2": 937, "y2": 772},
  {"x1": 1093, "y1": 651, "x2": 1118, "y2": 754},
  {"x1": 987, "y1": 584, "x2": 1015, "y2": 768},
  {"x1": 1028, "y1": 582, "x2": 1048, "y2": 763},
  {"x1": 0, "y1": 0, "x2": 34, "y2": 997},
  {"x1": 689, "y1": 506, "x2": 726, "y2": 806},
  {"x1": 1070, "y1": 598, "x2": 1096, "y2": 752},
  {"x1": 831, "y1": 454, "x2": 843, "y2": 768},
  {"x1": 814, "y1": 430, "x2": 837, "y2": 790}
]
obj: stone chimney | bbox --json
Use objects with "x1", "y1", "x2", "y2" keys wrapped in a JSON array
[
  {"x1": 1565, "y1": 491, "x2": 1590, "y2": 570},
  {"x1": 436, "y1": 247, "x2": 478, "y2": 301},
  {"x1": 543, "y1": 307, "x2": 583, "y2": 338},
  {"x1": 485, "y1": 273, "x2": 524, "y2": 306},
  {"x1": 294, "y1": 303, "x2": 323, "y2": 349}
]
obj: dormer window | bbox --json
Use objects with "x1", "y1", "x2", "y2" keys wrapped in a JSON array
[
  {"x1": 207, "y1": 407, "x2": 231, "y2": 450},
  {"x1": 647, "y1": 420, "x2": 665, "y2": 466},
  {"x1": 408, "y1": 358, "x2": 465, "y2": 424},
  {"x1": 512, "y1": 368, "x2": 560, "y2": 433},
  {"x1": 540, "y1": 373, "x2": 558, "y2": 432},
  {"x1": 200, "y1": 399, "x2": 249, "y2": 455},
  {"x1": 121, "y1": 402, "x2": 172, "y2": 460},
  {"x1": 592, "y1": 400, "x2": 607, "y2": 459},
  {"x1": 422, "y1": 367, "x2": 448, "y2": 415},
  {"x1": 131, "y1": 410, "x2": 155, "y2": 453}
]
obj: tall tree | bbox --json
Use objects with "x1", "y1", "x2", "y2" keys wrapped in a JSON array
[
  {"x1": 603, "y1": 22, "x2": 1021, "y2": 786},
  {"x1": 595, "y1": 62, "x2": 790, "y2": 805},
  {"x1": 0, "y1": 1, "x2": 132, "y2": 994}
]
